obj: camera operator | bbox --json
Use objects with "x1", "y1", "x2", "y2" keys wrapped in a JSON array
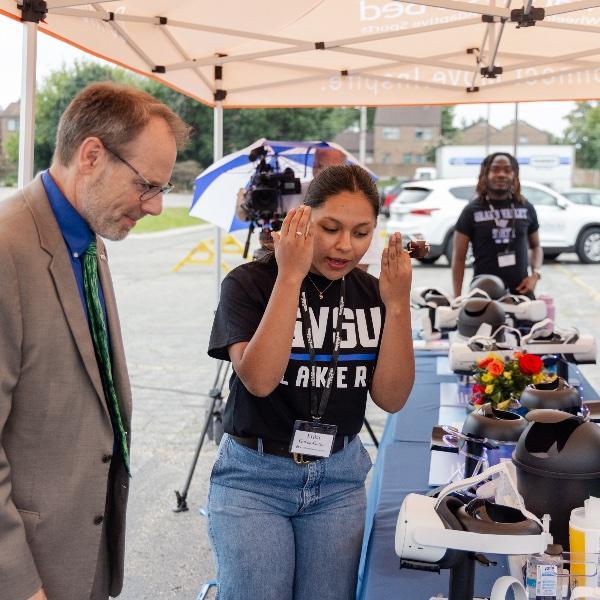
[{"x1": 236, "y1": 147, "x2": 382, "y2": 269}]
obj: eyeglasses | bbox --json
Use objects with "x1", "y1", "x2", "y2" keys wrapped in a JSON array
[{"x1": 103, "y1": 143, "x2": 174, "y2": 202}]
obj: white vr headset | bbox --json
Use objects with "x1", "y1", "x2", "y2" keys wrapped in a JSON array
[
  {"x1": 449, "y1": 319, "x2": 597, "y2": 373},
  {"x1": 396, "y1": 463, "x2": 551, "y2": 564},
  {"x1": 413, "y1": 289, "x2": 548, "y2": 342}
]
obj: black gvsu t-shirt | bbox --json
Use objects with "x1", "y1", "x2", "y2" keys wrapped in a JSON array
[
  {"x1": 208, "y1": 259, "x2": 385, "y2": 442},
  {"x1": 455, "y1": 196, "x2": 539, "y2": 292}
]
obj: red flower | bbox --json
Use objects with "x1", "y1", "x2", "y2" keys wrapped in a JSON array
[
  {"x1": 519, "y1": 353, "x2": 543, "y2": 375},
  {"x1": 472, "y1": 384, "x2": 486, "y2": 394},
  {"x1": 478, "y1": 356, "x2": 493, "y2": 368}
]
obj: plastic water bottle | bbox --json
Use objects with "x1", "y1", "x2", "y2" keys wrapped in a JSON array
[{"x1": 526, "y1": 544, "x2": 563, "y2": 599}]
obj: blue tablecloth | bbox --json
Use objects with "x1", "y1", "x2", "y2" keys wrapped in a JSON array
[{"x1": 357, "y1": 354, "x2": 598, "y2": 600}]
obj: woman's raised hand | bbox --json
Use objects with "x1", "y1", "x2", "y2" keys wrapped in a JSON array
[
  {"x1": 271, "y1": 206, "x2": 314, "y2": 283},
  {"x1": 379, "y1": 232, "x2": 412, "y2": 309}
]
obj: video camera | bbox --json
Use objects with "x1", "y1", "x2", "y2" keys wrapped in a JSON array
[{"x1": 241, "y1": 145, "x2": 302, "y2": 258}]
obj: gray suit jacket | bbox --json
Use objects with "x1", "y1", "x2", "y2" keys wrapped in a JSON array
[{"x1": 0, "y1": 176, "x2": 132, "y2": 600}]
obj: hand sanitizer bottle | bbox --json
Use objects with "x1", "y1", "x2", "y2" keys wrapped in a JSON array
[{"x1": 526, "y1": 544, "x2": 563, "y2": 600}]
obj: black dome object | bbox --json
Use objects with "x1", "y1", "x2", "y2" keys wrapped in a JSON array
[
  {"x1": 520, "y1": 377, "x2": 582, "y2": 415},
  {"x1": 513, "y1": 409, "x2": 600, "y2": 549},
  {"x1": 463, "y1": 404, "x2": 528, "y2": 442},
  {"x1": 457, "y1": 299, "x2": 506, "y2": 338},
  {"x1": 470, "y1": 274, "x2": 508, "y2": 300},
  {"x1": 462, "y1": 404, "x2": 528, "y2": 477}
]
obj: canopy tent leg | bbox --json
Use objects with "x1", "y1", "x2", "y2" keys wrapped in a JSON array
[
  {"x1": 213, "y1": 102, "x2": 224, "y2": 307},
  {"x1": 359, "y1": 106, "x2": 367, "y2": 165},
  {"x1": 18, "y1": 22, "x2": 37, "y2": 188},
  {"x1": 513, "y1": 103, "x2": 519, "y2": 156}
]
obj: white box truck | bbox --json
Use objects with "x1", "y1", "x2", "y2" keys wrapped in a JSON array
[{"x1": 436, "y1": 145, "x2": 574, "y2": 191}]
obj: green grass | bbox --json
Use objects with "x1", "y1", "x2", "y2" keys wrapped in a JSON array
[{"x1": 132, "y1": 208, "x2": 205, "y2": 233}]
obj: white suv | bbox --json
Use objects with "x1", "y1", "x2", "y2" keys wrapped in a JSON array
[{"x1": 387, "y1": 178, "x2": 600, "y2": 264}]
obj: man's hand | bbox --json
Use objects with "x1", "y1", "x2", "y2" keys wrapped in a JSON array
[
  {"x1": 28, "y1": 589, "x2": 47, "y2": 600},
  {"x1": 516, "y1": 274, "x2": 539, "y2": 295}
]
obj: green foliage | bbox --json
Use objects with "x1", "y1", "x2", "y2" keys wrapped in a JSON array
[
  {"x1": 221, "y1": 107, "x2": 356, "y2": 156},
  {"x1": 564, "y1": 102, "x2": 600, "y2": 169},
  {"x1": 141, "y1": 80, "x2": 213, "y2": 166},
  {"x1": 32, "y1": 61, "x2": 357, "y2": 174},
  {"x1": 441, "y1": 106, "x2": 457, "y2": 139},
  {"x1": 5, "y1": 132, "x2": 19, "y2": 165},
  {"x1": 34, "y1": 61, "x2": 139, "y2": 172},
  {"x1": 425, "y1": 106, "x2": 457, "y2": 162}
]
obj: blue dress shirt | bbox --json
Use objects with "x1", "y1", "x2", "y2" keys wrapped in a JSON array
[{"x1": 42, "y1": 170, "x2": 108, "y2": 325}]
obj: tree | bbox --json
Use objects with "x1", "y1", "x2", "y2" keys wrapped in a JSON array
[
  {"x1": 425, "y1": 106, "x2": 458, "y2": 162},
  {"x1": 5, "y1": 132, "x2": 19, "y2": 165},
  {"x1": 34, "y1": 61, "x2": 139, "y2": 172},
  {"x1": 441, "y1": 106, "x2": 458, "y2": 139},
  {"x1": 30, "y1": 60, "x2": 360, "y2": 174},
  {"x1": 563, "y1": 102, "x2": 600, "y2": 169}
]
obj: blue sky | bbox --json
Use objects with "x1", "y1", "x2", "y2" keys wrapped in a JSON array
[{"x1": 0, "y1": 16, "x2": 575, "y2": 137}]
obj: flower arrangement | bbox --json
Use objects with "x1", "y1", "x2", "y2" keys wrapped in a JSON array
[{"x1": 471, "y1": 351, "x2": 552, "y2": 409}]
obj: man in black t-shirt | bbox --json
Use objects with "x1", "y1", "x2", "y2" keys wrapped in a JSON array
[{"x1": 452, "y1": 152, "x2": 543, "y2": 297}]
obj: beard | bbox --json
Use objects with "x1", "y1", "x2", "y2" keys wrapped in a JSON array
[{"x1": 78, "y1": 175, "x2": 133, "y2": 241}]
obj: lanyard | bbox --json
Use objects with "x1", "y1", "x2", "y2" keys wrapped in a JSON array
[
  {"x1": 299, "y1": 277, "x2": 345, "y2": 421},
  {"x1": 487, "y1": 199, "x2": 516, "y2": 249}
]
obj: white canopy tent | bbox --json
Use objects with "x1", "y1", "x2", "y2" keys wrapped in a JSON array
[
  {"x1": 3, "y1": 0, "x2": 600, "y2": 294},
  {"x1": 4, "y1": 0, "x2": 600, "y2": 107}
]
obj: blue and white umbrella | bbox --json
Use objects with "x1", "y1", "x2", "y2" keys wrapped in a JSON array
[{"x1": 189, "y1": 138, "x2": 375, "y2": 232}]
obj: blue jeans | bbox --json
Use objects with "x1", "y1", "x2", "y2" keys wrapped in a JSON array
[{"x1": 207, "y1": 434, "x2": 372, "y2": 600}]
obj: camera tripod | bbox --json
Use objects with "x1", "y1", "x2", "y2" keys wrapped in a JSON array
[{"x1": 173, "y1": 359, "x2": 380, "y2": 512}]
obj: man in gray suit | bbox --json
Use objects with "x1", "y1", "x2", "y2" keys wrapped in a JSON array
[{"x1": 0, "y1": 82, "x2": 188, "y2": 600}]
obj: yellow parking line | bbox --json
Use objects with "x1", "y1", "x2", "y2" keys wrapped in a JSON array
[{"x1": 555, "y1": 264, "x2": 600, "y2": 304}]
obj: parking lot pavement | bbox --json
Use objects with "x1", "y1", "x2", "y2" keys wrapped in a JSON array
[{"x1": 100, "y1": 229, "x2": 599, "y2": 599}]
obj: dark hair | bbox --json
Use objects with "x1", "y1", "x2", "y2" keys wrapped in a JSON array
[
  {"x1": 304, "y1": 164, "x2": 380, "y2": 218},
  {"x1": 476, "y1": 152, "x2": 524, "y2": 203},
  {"x1": 54, "y1": 82, "x2": 190, "y2": 166}
]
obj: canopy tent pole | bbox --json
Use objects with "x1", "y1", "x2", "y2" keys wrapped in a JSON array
[
  {"x1": 18, "y1": 21, "x2": 37, "y2": 188},
  {"x1": 213, "y1": 102, "x2": 223, "y2": 307},
  {"x1": 513, "y1": 102, "x2": 519, "y2": 156},
  {"x1": 359, "y1": 106, "x2": 367, "y2": 165},
  {"x1": 485, "y1": 104, "x2": 491, "y2": 155}
]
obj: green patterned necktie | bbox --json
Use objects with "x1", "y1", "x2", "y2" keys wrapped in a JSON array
[{"x1": 83, "y1": 240, "x2": 131, "y2": 476}]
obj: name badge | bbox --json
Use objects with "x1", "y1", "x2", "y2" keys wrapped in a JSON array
[
  {"x1": 497, "y1": 251, "x2": 516, "y2": 268},
  {"x1": 290, "y1": 420, "x2": 338, "y2": 458}
]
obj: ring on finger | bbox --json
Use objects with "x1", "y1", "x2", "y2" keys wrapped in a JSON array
[{"x1": 295, "y1": 231, "x2": 304, "y2": 237}]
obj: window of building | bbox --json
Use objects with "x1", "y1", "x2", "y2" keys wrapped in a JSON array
[
  {"x1": 382, "y1": 127, "x2": 401, "y2": 140},
  {"x1": 415, "y1": 154, "x2": 427, "y2": 164},
  {"x1": 415, "y1": 128, "x2": 432, "y2": 141},
  {"x1": 402, "y1": 153, "x2": 412, "y2": 165},
  {"x1": 519, "y1": 135, "x2": 529, "y2": 144},
  {"x1": 382, "y1": 152, "x2": 392, "y2": 164},
  {"x1": 7, "y1": 119, "x2": 18, "y2": 132}
]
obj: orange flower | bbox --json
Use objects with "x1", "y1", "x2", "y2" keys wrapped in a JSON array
[
  {"x1": 478, "y1": 356, "x2": 494, "y2": 368},
  {"x1": 487, "y1": 360, "x2": 505, "y2": 377}
]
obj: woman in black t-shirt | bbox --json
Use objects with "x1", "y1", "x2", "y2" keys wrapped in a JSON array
[{"x1": 207, "y1": 164, "x2": 414, "y2": 600}]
